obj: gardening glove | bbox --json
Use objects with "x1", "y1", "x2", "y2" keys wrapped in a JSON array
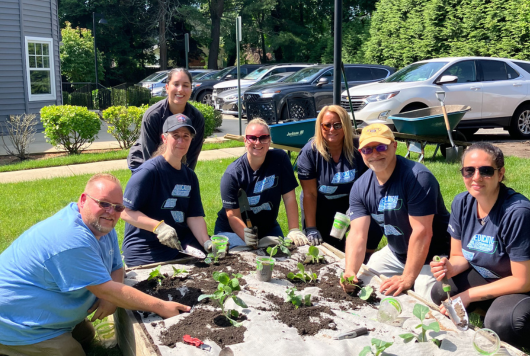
[
  {"x1": 154, "y1": 221, "x2": 182, "y2": 250},
  {"x1": 287, "y1": 228, "x2": 309, "y2": 247},
  {"x1": 244, "y1": 226, "x2": 258, "y2": 248},
  {"x1": 203, "y1": 239, "x2": 228, "y2": 258},
  {"x1": 305, "y1": 227, "x2": 323, "y2": 246}
]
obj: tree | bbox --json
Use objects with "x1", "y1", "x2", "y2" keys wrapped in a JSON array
[{"x1": 60, "y1": 22, "x2": 104, "y2": 83}]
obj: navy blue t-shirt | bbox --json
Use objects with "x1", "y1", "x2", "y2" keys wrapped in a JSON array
[
  {"x1": 122, "y1": 155, "x2": 205, "y2": 266},
  {"x1": 215, "y1": 149, "x2": 298, "y2": 237},
  {"x1": 449, "y1": 184, "x2": 530, "y2": 280},
  {"x1": 349, "y1": 156, "x2": 450, "y2": 264}
]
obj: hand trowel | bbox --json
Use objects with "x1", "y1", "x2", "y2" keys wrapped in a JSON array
[
  {"x1": 178, "y1": 245, "x2": 206, "y2": 259},
  {"x1": 433, "y1": 256, "x2": 469, "y2": 330},
  {"x1": 237, "y1": 188, "x2": 258, "y2": 249}
]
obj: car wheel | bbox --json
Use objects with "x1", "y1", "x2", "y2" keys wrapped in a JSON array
[
  {"x1": 508, "y1": 104, "x2": 530, "y2": 139},
  {"x1": 198, "y1": 90, "x2": 214, "y2": 106},
  {"x1": 282, "y1": 102, "x2": 308, "y2": 121}
]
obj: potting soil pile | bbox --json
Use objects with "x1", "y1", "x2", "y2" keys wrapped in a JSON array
[{"x1": 123, "y1": 246, "x2": 522, "y2": 356}]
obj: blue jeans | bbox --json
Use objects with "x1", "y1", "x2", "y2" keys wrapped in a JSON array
[{"x1": 215, "y1": 222, "x2": 283, "y2": 249}]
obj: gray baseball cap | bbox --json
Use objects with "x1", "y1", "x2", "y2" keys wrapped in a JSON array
[{"x1": 162, "y1": 114, "x2": 196, "y2": 134}]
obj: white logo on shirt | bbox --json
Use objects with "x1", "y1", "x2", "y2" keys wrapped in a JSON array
[
  {"x1": 331, "y1": 170, "x2": 356, "y2": 184},
  {"x1": 250, "y1": 202, "x2": 272, "y2": 214},
  {"x1": 383, "y1": 224, "x2": 403, "y2": 236},
  {"x1": 254, "y1": 176, "x2": 277, "y2": 193},
  {"x1": 171, "y1": 211, "x2": 184, "y2": 223},
  {"x1": 324, "y1": 194, "x2": 348, "y2": 200},
  {"x1": 467, "y1": 234, "x2": 497, "y2": 254},
  {"x1": 378, "y1": 196, "x2": 401, "y2": 211},
  {"x1": 162, "y1": 198, "x2": 177, "y2": 209},
  {"x1": 248, "y1": 195, "x2": 261, "y2": 206},
  {"x1": 319, "y1": 185, "x2": 338, "y2": 194},
  {"x1": 371, "y1": 213, "x2": 385, "y2": 225},
  {"x1": 462, "y1": 249, "x2": 475, "y2": 261},
  {"x1": 448, "y1": 223, "x2": 455, "y2": 232},
  {"x1": 470, "y1": 263, "x2": 500, "y2": 279},
  {"x1": 172, "y1": 185, "x2": 191, "y2": 197}
]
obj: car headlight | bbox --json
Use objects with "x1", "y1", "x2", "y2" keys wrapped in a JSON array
[
  {"x1": 193, "y1": 83, "x2": 202, "y2": 89},
  {"x1": 224, "y1": 95, "x2": 238, "y2": 101},
  {"x1": 365, "y1": 91, "x2": 399, "y2": 103},
  {"x1": 261, "y1": 90, "x2": 281, "y2": 98}
]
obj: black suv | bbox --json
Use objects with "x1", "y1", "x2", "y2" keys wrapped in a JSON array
[
  {"x1": 190, "y1": 64, "x2": 263, "y2": 106},
  {"x1": 242, "y1": 64, "x2": 395, "y2": 123}
]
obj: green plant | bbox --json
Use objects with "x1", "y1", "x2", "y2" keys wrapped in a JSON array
[
  {"x1": 359, "y1": 338, "x2": 394, "y2": 356},
  {"x1": 149, "y1": 96, "x2": 166, "y2": 105},
  {"x1": 198, "y1": 272, "x2": 248, "y2": 327},
  {"x1": 189, "y1": 100, "x2": 222, "y2": 137},
  {"x1": 0, "y1": 113, "x2": 38, "y2": 160},
  {"x1": 399, "y1": 304, "x2": 441, "y2": 346},
  {"x1": 172, "y1": 267, "x2": 188, "y2": 277},
  {"x1": 148, "y1": 265, "x2": 165, "y2": 285},
  {"x1": 266, "y1": 236, "x2": 292, "y2": 258},
  {"x1": 127, "y1": 86, "x2": 151, "y2": 106},
  {"x1": 101, "y1": 105, "x2": 148, "y2": 149},
  {"x1": 306, "y1": 245, "x2": 325, "y2": 263},
  {"x1": 340, "y1": 273, "x2": 373, "y2": 300},
  {"x1": 287, "y1": 262, "x2": 317, "y2": 283},
  {"x1": 204, "y1": 252, "x2": 219, "y2": 265},
  {"x1": 285, "y1": 287, "x2": 311, "y2": 309},
  {"x1": 40, "y1": 105, "x2": 101, "y2": 154}
]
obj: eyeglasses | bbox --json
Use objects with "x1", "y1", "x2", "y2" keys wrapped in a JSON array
[
  {"x1": 321, "y1": 122, "x2": 343, "y2": 131},
  {"x1": 245, "y1": 134, "x2": 271, "y2": 144},
  {"x1": 460, "y1": 166, "x2": 500, "y2": 178},
  {"x1": 85, "y1": 193, "x2": 126, "y2": 212},
  {"x1": 360, "y1": 144, "x2": 389, "y2": 155}
]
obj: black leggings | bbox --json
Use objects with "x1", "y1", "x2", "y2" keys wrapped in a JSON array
[{"x1": 431, "y1": 267, "x2": 530, "y2": 349}]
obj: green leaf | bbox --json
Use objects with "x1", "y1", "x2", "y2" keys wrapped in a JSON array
[
  {"x1": 230, "y1": 278, "x2": 240, "y2": 291},
  {"x1": 359, "y1": 346, "x2": 372, "y2": 356},
  {"x1": 432, "y1": 338, "x2": 441, "y2": 348},
  {"x1": 266, "y1": 246, "x2": 273, "y2": 255},
  {"x1": 340, "y1": 273, "x2": 345, "y2": 284},
  {"x1": 297, "y1": 262, "x2": 305, "y2": 274},
  {"x1": 372, "y1": 338, "x2": 393, "y2": 349},
  {"x1": 232, "y1": 296, "x2": 248, "y2": 308},
  {"x1": 279, "y1": 245, "x2": 290, "y2": 256},
  {"x1": 398, "y1": 333, "x2": 415, "y2": 343},
  {"x1": 198, "y1": 294, "x2": 214, "y2": 301},
  {"x1": 304, "y1": 294, "x2": 311, "y2": 306},
  {"x1": 232, "y1": 273, "x2": 243, "y2": 279},
  {"x1": 223, "y1": 285, "x2": 233, "y2": 294},
  {"x1": 230, "y1": 309, "x2": 239, "y2": 318},
  {"x1": 359, "y1": 286, "x2": 373, "y2": 300},
  {"x1": 308, "y1": 245, "x2": 319, "y2": 257},
  {"x1": 287, "y1": 272, "x2": 295, "y2": 280},
  {"x1": 423, "y1": 321, "x2": 440, "y2": 332},
  {"x1": 217, "y1": 272, "x2": 230, "y2": 285},
  {"x1": 413, "y1": 304, "x2": 429, "y2": 322},
  {"x1": 228, "y1": 318, "x2": 242, "y2": 327}
]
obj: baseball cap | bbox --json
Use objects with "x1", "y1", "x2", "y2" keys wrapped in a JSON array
[
  {"x1": 358, "y1": 124, "x2": 395, "y2": 149},
  {"x1": 163, "y1": 114, "x2": 196, "y2": 134}
]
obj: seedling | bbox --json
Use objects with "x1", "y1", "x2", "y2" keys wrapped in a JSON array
[
  {"x1": 172, "y1": 267, "x2": 188, "y2": 277},
  {"x1": 204, "y1": 253, "x2": 219, "y2": 265},
  {"x1": 286, "y1": 262, "x2": 317, "y2": 283},
  {"x1": 306, "y1": 246, "x2": 325, "y2": 263},
  {"x1": 198, "y1": 272, "x2": 248, "y2": 327},
  {"x1": 285, "y1": 287, "x2": 311, "y2": 309},
  {"x1": 340, "y1": 273, "x2": 374, "y2": 300},
  {"x1": 359, "y1": 338, "x2": 394, "y2": 356},
  {"x1": 399, "y1": 304, "x2": 441, "y2": 346},
  {"x1": 147, "y1": 265, "x2": 165, "y2": 285},
  {"x1": 266, "y1": 236, "x2": 292, "y2": 258}
]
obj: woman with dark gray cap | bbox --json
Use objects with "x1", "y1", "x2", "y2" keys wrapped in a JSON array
[{"x1": 121, "y1": 114, "x2": 213, "y2": 267}]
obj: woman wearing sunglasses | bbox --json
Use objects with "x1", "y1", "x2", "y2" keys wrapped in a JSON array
[
  {"x1": 120, "y1": 114, "x2": 211, "y2": 267},
  {"x1": 430, "y1": 142, "x2": 530, "y2": 348},
  {"x1": 214, "y1": 118, "x2": 309, "y2": 249},
  {"x1": 297, "y1": 105, "x2": 379, "y2": 251}
]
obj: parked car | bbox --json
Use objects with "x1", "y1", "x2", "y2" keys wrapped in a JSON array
[
  {"x1": 189, "y1": 69, "x2": 214, "y2": 78},
  {"x1": 242, "y1": 64, "x2": 395, "y2": 123},
  {"x1": 191, "y1": 64, "x2": 264, "y2": 106},
  {"x1": 212, "y1": 64, "x2": 310, "y2": 104},
  {"x1": 215, "y1": 72, "x2": 295, "y2": 115},
  {"x1": 194, "y1": 70, "x2": 220, "y2": 81},
  {"x1": 138, "y1": 70, "x2": 169, "y2": 93},
  {"x1": 341, "y1": 57, "x2": 530, "y2": 138}
]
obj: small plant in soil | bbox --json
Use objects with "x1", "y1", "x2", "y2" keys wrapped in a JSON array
[
  {"x1": 266, "y1": 236, "x2": 292, "y2": 258},
  {"x1": 287, "y1": 262, "x2": 317, "y2": 283},
  {"x1": 359, "y1": 338, "x2": 394, "y2": 356},
  {"x1": 198, "y1": 272, "x2": 248, "y2": 327},
  {"x1": 172, "y1": 267, "x2": 188, "y2": 277},
  {"x1": 204, "y1": 253, "x2": 219, "y2": 265},
  {"x1": 399, "y1": 304, "x2": 441, "y2": 347},
  {"x1": 148, "y1": 265, "x2": 165, "y2": 285},
  {"x1": 285, "y1": 287, "x2": 311, "y2": 309},
  {"x1": 339, "y1": 273, "x2": 373, "y2": 300},
  {"x1": 306, "y1": 246, "x2": 325, "y2": 264}
]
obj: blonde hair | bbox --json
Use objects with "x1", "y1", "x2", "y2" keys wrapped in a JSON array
[
  {"x1": 85, "y1": 173, "x2": 122, "y2": 191},
  {"x1": 312, "y1": 105, "x2": 356, "y2": 164},
  {"x1": 245, "y1": 118, "x2": 270, "y2": 135}
]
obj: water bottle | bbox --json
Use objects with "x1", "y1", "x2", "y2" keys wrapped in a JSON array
[{"x1": 377, "y1": 297, "x2": 402, "y2": 324}]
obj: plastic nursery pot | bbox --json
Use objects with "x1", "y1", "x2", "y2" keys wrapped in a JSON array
[
  {"x1": 330, "y1": 212, "x2": 350, "y2": 240},
  {"x1": 473, "y1": 328, "x2": 500, "y2": 355},
  {"x1": 95, "y1": 321, "x2": 117, "y2": 348},
  {"x1": 256, "y1": 256, "x2": 275, "y2": 282},
  {"x1": 377, "y1": 297, "x2": 402, "y2": 324},
  {"x1": 211, "y1": 235, "x2": 229, "y2": 258}
]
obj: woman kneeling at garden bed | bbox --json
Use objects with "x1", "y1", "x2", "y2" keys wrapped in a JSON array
[
  {"x1": 430, "y1": 142, "x2": 530, "y2": 349},
  {"x1": 121, "y1": 114, "x2": 212, "y2": 267}
]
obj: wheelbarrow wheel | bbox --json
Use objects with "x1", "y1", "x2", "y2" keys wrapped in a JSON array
[{"x1": 440, "y1": 130, "x2": 466, "y2": 158}]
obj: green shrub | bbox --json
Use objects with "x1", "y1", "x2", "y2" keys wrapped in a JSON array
[
  {"x1": 111, "y1": 89, "x2": 127, "y2": 107},
  {"x1": 189, "y1": 101, "x2": 222, "y2": 138},
  {"x1": 40, "y1": 105, "x2": 101, "y2": 154},
  {"x1": 101, "y1": 105, "x2": 148, "y2": 149},
  {"x1": 127, "y1": 87, "x2": 151, "y2": 106},
  {"x1": 149, "y1": 96, "x2": 166, "y2": 105}
]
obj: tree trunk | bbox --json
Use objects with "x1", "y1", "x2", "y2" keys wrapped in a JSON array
[
  {"x1": 208, "y1": 0, "x2": 225, "y2": 69},
  {"x1": 259, "y1": 13, "x2": 266, "y2": 63},
  {"x1": 158, "y1": 0, "x2": 167, "y2": 70}
]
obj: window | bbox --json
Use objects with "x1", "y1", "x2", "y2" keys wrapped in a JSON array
[
  {"x1": 440, "y1": 60, "x2": 477, "y2": 83},
  {"x1": 345, "y1": 67, "x2": 373, "y2": 81},
  {"x1": 480, "y1": 60, "x2": 518, "y2": 81},
  {"x1": 512, "y1": 61, "x2": 530, "y2": 75},
  {"x1": 372, "y1": 68, "x2": 389, "y2": 80},
  {"x1": 25, "y1": 37, "x2": 56, "y2": 101}
]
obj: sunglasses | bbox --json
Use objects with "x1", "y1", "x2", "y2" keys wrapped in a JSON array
[
  {"x1": 321, "y1": 122, "x2": 343, "y2": 131},
  {"x1": 360, "y1": 144, "x2": 389, "y2": 155},
  {"x1": 460, "y1": 166, "x2": 500, "y2": 178},
  {"x1": 86, "y1": 193, "x2": 126, "y2": 212},
  {"x1": 245, "y1": 134, "x2": 271, "y2": 144}
]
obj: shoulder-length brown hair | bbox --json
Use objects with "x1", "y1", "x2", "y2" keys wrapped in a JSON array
[{"x1": 312, "y1": 105, "x2": 356, "y2": 164}]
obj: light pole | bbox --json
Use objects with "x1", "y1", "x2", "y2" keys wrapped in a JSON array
[{"x1": 92, "y1": 12, "x2": 107, "y2": 87}]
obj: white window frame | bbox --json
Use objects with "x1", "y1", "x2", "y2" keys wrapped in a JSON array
[{"x1": 24, "y1": 36, "x2": 56, "y2": 102}]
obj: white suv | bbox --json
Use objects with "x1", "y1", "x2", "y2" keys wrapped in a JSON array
[{"x1": 341, "y1": 57, "x2": 530, "y2": 138}]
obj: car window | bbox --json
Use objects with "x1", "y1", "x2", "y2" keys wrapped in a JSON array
[
  {"x1": 440, "y1": 60, "x2": 477, "y2": 83},
  {"x1": 384, "y1": 62, "x2": 448, "y2": 82},
  {"x1": 213, "y1": 67, "x2": 234, "y2": 80},
  {"x1": 252, "y1": 74, "x2": 285, "y2": 86},
  {"x1": 244, "y1": 67, "x2": 270, "y2": 80},
  {"x1": 271, "y1": 68, "x2": 286, "y2": 74},
  {"x1": 346, "y1": 67, "x2": 373, "y2": 81},
  {"x1": 318, "y1": 69, "x2": 345, "y2": 82},
  {"x1": 371, "y1": 68, "x2": 389, "y2": 80},
  {"x1": 506, "y1": 64, "x2": 519, "y2": 79},
  {"x1": 512, "y1": 61, "x2": 530, "y2": 75},
  {"x1": 141, "y1": 71, "x2": 166, "y2": 82},
  {"x1": 283, "y1": 67, "x2": 323, "y2": 83},
  {"x1": 480, "y1": 60, "x2": 518, "y2": 81}
]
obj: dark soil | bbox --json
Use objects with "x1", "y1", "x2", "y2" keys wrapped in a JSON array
[{"x1": 158, "y1": 308, "x2": 248, "y2": 349}]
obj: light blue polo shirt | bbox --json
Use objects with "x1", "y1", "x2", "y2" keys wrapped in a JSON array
[{"x1": 0, "y1": 203, "x2": 123, "y2": 345}]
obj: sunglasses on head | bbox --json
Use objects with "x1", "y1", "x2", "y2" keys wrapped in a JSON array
[
  {"x1": 360, "y1": 144, "x2": 389, "y2": 155},
  {"x1": 86, "y1": 193, "x2": 125, "y2": 212},
  {"x1": 460, "y1": 166, "x2": 500, "y2": 178},
  {"x1": 245, "y1": 134, "x2": 271, "y2": 144},
  {"x1": 321, "y1": 122, "x2": 343, "y2": 131}
]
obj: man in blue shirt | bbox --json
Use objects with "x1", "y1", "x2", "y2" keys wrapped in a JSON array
[
  {"x1": 341, "y1": 124, "x2": 450, "y2": 302},
  {"x1": 0, "y1": 174, "x2": 191, "y2": 356}
]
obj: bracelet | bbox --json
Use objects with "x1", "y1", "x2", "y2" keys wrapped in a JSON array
[{"x1": 153, "y1": 220, "x2": 164, "y2": 233}]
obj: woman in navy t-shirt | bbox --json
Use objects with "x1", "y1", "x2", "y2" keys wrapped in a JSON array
[
  {"x1": 214, "y1": 118, "x2": 308, "y2": 249},
  {"x1": 121, "y1": 114, "x2": 211, "y2": 267},
  {"x1": 430, "y1": 143, "x2": 530, "y2": 348}
]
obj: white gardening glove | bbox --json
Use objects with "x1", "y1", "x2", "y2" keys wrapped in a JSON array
[
  {"x1": 243, "y1": 227, "x2": 258, "y2": 248},
  {"x1": 305, "y1": 227, "x2": 323, "y2": 245},
  {"x1": 154, "y1": 221, "x2": 182, "y2": 250},
  {"x1": 287, "y1": 228, "x2": 309, "y2": 247},
  {"x1": 203, "y1": 239, "x2": 228, "y2": 258}
]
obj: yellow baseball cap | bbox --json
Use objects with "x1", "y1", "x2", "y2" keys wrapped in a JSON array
[{"x1": 359, "y1": 124, "x2": 395, "y2": 149}]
